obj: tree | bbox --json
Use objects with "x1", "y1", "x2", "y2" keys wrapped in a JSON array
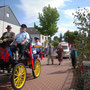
[
  {"x1": 64, "y1": 30, "x2": 78, "y2": 44},
  {"x1": 53, "y1": 36, "x2": 59, "y2": 41},
  {"x1": 73, "y1": 7, "x2": 90, "y2": 60},
  {"x1": 73, "y1": 7, "x2": 90, "y2": 35},
  {"x1": 52, "y1": 40, "x2": 59, "y2": 49},
  {"x1": 59, "y1": 33, "x2": 63, "y2": 42},
  {"x1": 34, "y1": 5, "x2": 60, "y2": 41}
]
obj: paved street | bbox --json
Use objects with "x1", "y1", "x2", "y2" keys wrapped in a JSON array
[{"x1": 0, "y1": 57, "x2": 74, "y2": 90}]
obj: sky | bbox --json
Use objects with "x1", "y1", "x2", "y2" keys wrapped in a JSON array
[{"x1": 0, "y1": 0, "x2": 90, "y2": 37}]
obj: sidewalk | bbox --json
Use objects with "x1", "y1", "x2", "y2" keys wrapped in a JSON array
[
  {"x1": 23, "y1": 58, "x2": 75, "y2": 90},
  {"x1": 0, "y1": 57, "x2": 75, "y2": 90}
]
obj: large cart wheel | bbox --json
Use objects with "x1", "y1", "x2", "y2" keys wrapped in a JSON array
[
  {"x1": 32, "y1": 59, "x2": 41, "y2": 78},
  {"x1": 11, "y1": 63, "x2": 26, "y2": 90}
]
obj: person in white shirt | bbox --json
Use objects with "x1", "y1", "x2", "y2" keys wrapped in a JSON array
[
  {"x1": 33, "y1": 37, "x2": 42, "y2": 54},
  {"x1": 15, "y1": 24, "x2": 30, "y2": 55},
  {"x1": 34, "y1": 37, "x2": 42, "y2": 45}
]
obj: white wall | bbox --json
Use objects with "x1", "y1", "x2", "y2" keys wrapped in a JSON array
[
  {"x1": 29, "y1": 33, "x2": 49, "y2": 47},
  {"x1": 40, "y1": 35, "x2": 49, "y2": 47},
  {"x1": 30, "y1": 34, "x2": 40, "y2": 43},
  {"x1": 0, "y1": 20, "x2": 20, "y2": 37}
]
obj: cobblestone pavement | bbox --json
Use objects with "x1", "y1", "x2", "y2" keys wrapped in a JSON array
[
  {"x1": 23, "y1": 57, "x2": 74, "y2": 90},
  {"x1": 0, "y1": 57, "x2": 74, "y2": 90}
]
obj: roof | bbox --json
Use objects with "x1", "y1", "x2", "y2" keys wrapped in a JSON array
[
  {"x1": 27, "y1": 27, "x2": 40, "y2": 34},
  {"x1": 0, "y1": 6, "x2": 20, "y2": 26},
  {"x1": 0, "y1": 6, "x2": 7, "y2": 8}
]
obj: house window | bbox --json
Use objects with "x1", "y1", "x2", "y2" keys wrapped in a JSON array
[
  {"x1": 45, "y1": 37, "x2": 47, "y2": 40},
  {"x1": 6, "y1": 13, "x2": 10, "y2": 18},
  {"x1": 42, "y1": 36, "x2": 44, "y2": 40}
]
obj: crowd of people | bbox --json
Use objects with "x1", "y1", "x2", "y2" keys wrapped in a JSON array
[
  {"x1": 0, "y1": 24, "x2": 78, "y2": 68},
  {"x1": 0, "y1": 24, "x2": 42, "y2": 59},
  {"x1": 47, "y1": 42, "x2": 78, "y2": 67}
]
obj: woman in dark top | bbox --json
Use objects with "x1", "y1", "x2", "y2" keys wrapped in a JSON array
[{"x1": 56, "y1": 45, "x2": 63, "y2": 65}]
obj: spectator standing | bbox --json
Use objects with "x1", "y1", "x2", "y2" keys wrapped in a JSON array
[
  {"x1": 56, "y1": 44, "x2": 63, "y2": 65},
  {"x1": 47, "y1": 43, "x2": 54, "y2": 65},
  {"x1": 71, "y1": 44, "x2": 78, "y2": 69}
]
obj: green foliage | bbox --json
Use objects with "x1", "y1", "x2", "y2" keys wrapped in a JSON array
[
  {"x1": 52, "y1": 39, "x2": 59, "y2": 49},
  {"x1": 73, "y1": 7, "x2": 90, "y2": 60},
  {"x1": 53, "y1": 36, "x2": 59, "y2": 41},
  {"x1": 34, "y1": 5, "x2": 60, "y2": 37},
  {"x1": 59, "y1": 33, "x2": 63, "y2": 42},
  {"x1": 64, "y1": 30, "x2": 78, "y2": 44},
  {"x1": 73, "y1": 7, "x2": 90, "y2": 33}
]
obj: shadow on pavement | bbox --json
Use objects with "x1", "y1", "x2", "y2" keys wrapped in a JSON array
[
  {"x1": 61, "y1": 69, "x2": 76, "y2": 90},
  {"x1": 48, "y1": 68, "x2": 73, "y2": 75},
  {"x1": 26, "y1": 73, "x2": 34, "y2": 81},
  {"x1": 70, "y1": 69, "x2": 76, "y2": 89},
  {"x1": 41, "y1": 64, "x2": 58, "y2": 66},
  {"x1": 0, "y1": 73, "x2": 34, "y2": 90},
  {"x1": 0, "y1": 76, "x2": 13, "y2": 90}
]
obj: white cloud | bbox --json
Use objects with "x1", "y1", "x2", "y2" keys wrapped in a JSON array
[
  {"x1": 63, "y1": 7, "x2": 90, "y2": 19},
  {"x1": 62, "y1": 9, "x2": 75, "y2": 18},
  {"x1": 60, "y1": 22, "x2": 75, "y2": 28},
  {"x1": 60, "y1": 23, "x2": 76, "y2": 32},
  {"x1": 16, "y1": 0, "x2": 72, "y2": 24},
  {"x1": 52, "y1": 22, "x2": 77, "y2": 38},
  {"x1": 85, "y1": 7, "x2": 90, "y2": 10},
  {"x1": 52, "y1": 7, "x2": 90, "y2": 38}
]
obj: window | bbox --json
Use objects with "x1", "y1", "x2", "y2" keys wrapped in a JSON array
[
  {"x1": 48, "y1": 37, "x2": 50, "y2": 40},
  {"x1": 45, "y1": 37, "x2": 47, "y2": 40},
  {"x1": 6, "y1": 13, "x2": 10, "y2": 18},
  {"x1": 62, "y1": 46, "x2": 68, "y2": 50},
  {"x1": 42, "y1": 36, "x2": 44, "y2": 40}
]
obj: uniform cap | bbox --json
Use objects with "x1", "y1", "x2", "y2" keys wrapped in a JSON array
[
  {"x1": 21, "y1": 24, "x2": 27, "y2": 28},
  {"x1": 6, "y1": 25, "x2": 12, "y2": 29},
  {"x1": 34, "y1": 37, "x2": 39, "y2": 40}
]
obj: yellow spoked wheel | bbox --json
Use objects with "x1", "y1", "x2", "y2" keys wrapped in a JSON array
[
  {"x1": 11, "y1": 63, "x2": 26, "y2": 90},
  {"x1": 32, "y1": 60, "x2": 41, "y2": 78}
]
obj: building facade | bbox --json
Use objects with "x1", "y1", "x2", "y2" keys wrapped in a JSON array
[
  {"x1": 27, "y1": 28, "x2": 49, "y2": 47},
  {"x1": 0, "y1": 6, "x2": 20, "y2": 37}
]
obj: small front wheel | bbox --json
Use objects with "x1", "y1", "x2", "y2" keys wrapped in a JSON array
[
  {"x1": 32, "y1": 60, "x2": 41, "y2": 78},
  {"x1": 11, "y1": 63, "x2": 26, "y2": 90}
]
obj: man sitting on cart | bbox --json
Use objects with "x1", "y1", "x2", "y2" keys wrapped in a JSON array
[
  {"x1": 32, "y1": 37, "x2": 43, "y2": 60},
  {"x1": 34, "y1": 37, "x2": 42, "y2": 53},
  {"x1": 15, "y1": 24, "x2": 30, "y2": 58},
  {"x1": 0, "y1": 25, "x2": 15, "y2": 45}
]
